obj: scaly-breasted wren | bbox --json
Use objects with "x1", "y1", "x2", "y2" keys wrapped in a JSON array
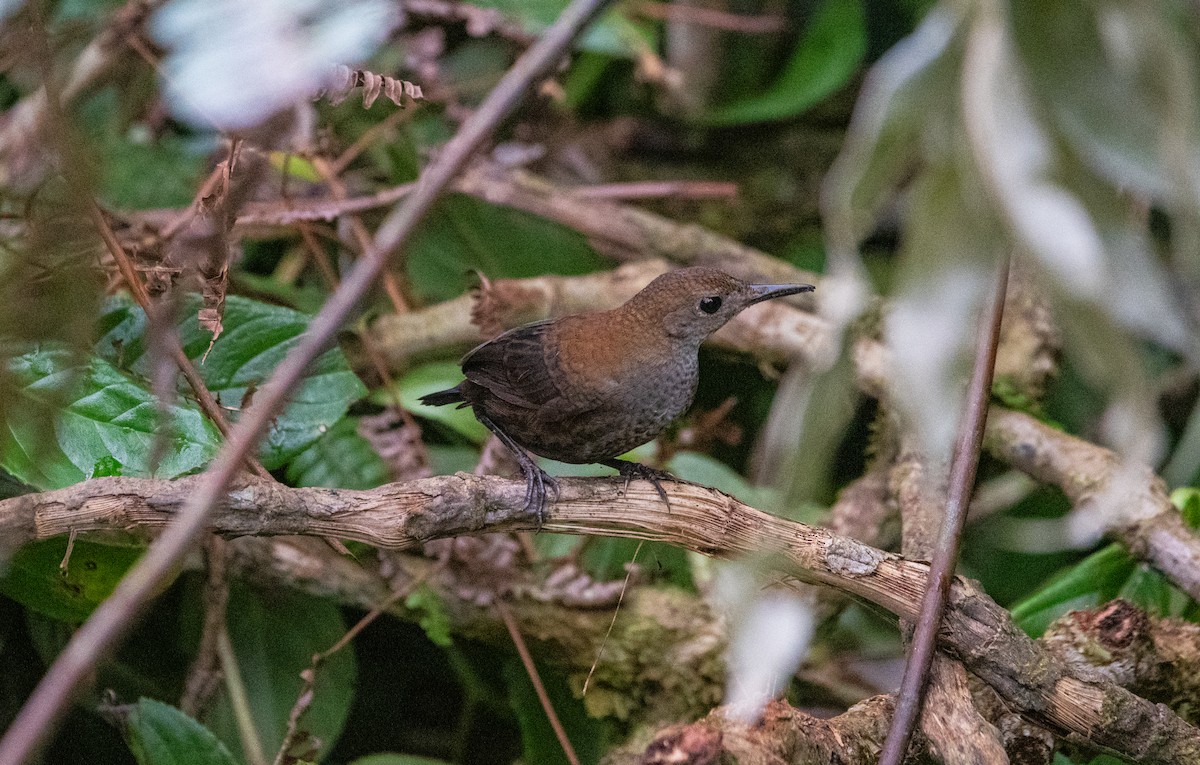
[{"x1": 420, "y1": 267, "x2": 815, "y2": 521}]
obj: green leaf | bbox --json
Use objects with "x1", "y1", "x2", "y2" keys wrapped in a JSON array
[
  {"x1": 703, "y1": 0, "x2": 867, "y2": 125},
  {"x1": 1, "y1": 349, "x2": 221, "y2": 489},
  {"x1": 80, "y1": 90, "x2": 208, "y2": 210},
  {"x1": 470, "y1": 0, "x2": 654, "y2": 58},
  {"x1": 405, "y1": 586, "x2": 453, "y2": 648},
  {"x1": 1171, "y1": 487, "x2": 1200, "y2": 529},
  {"x1": 1010, "y1": 544, "x2": 1135, "y2": 636},
  {"x1": 666, "y1": 451, "x2": 776, "y2": 509},
  {"x1": 406, "y1": 194, "x2": 606, "y2": 303},
  {"x1": 125, "y1": 698, "x2": 239, "y2": 765},
  {"x1": 349, "y1": 755, "x2": 455, "y2": 765},
  {"x1": 395, "y1": 362, "x2": 488, "y2": 443},
  {"x1": 285, "y1": 416, "x2": 390, "y2": 489},
  {"x1": 99, "y1": 295, "x2": 368, "y2": 470},
  {"x1": 203, "y1": 583, "x2": 356, "y2": 760},
  {"x1": 0, "y1": 537, "x2": 144, "y2": 623},
  {"x1": 502, "y1": 658, "x2": 606, "y2": 765}
]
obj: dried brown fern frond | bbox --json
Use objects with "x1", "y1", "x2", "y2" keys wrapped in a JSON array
[{"x1": 317, "y1": 65, "x2": 424, "y2": 109}]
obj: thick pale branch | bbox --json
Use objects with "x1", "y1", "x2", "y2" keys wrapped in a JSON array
[
  {"x1": 986, "y1": 407, "x2": 1200, "y2": 602},
  {"x1": 3, "y1": 474, "x2": 1198, "y2": 763},
  {"x1": 363, "y1": 258, "x2": 828, "y2": 370}
]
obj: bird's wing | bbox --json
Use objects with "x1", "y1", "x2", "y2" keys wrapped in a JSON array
[{"x1": 461, "y1": 322, "x2": 573, "y2": 410}]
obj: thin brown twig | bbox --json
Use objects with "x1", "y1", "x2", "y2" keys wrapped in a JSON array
[
  {"x1": 496, "y1": 600, "x2": 582, "y2": 765},
  {"x1": 0, "y1": 3, "x2": 615, "y2": 761},
  {"x1": 331, "y1": 108, "x2": 414, "y2": 176},
  {"x1": 878, "y1": 255, "x2": 1011, "y2": 765},
  {"x1": 569, "y1": 180, "x2": 739, "y2": 200},
  {"x1": 633, "y1": 0, "x2": 787, "y2": 34}
]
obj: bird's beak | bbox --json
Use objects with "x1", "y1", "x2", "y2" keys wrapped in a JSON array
[{"x1": 744, "y1": 283, "x2": 816, "y2": 306}]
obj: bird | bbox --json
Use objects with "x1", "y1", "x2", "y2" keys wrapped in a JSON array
[{"x1": 420, "y1": 266, "x2": 815, "y2": 523}]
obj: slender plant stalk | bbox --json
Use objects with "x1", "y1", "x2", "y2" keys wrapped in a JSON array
[
  {"x1": 877, "y1": 256, "x2": 1011, "y2": 765},
  {"x1": 0, "y1": 2, "x2": 613, "y2": 762}
]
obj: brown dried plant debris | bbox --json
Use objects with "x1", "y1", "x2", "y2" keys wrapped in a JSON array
[
  {"x1": 317, "y1": 65, "x2": 424, "y2": 110},
  {"x1": 358, "y1": 407, "x2": 434, "y2": 482}
]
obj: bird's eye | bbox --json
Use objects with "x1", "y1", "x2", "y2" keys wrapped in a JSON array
[{"x1": 698, "y1": 296, "x2": 722, "y2": 314}]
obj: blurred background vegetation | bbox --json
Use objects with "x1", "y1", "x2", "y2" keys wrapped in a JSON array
[{"x1": 1, "y1": 0, "x2": 1199, "y2": 763}]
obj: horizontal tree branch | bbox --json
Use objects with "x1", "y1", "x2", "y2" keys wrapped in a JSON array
[
  {"x1": 360, "y1": 258, "x2": 827, "y2": 371},
  {"x1": 3, "y1": 473, "x2": 1198, "y2": 763}
]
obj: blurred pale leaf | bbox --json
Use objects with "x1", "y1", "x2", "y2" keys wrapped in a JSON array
[
  {"x1": 717, "y1": 567, "x2": 816, "y2": 722},
  {"x1": 1010, "y1": 0, "x2": 1200, "y2": 205},
  {"x1": 885, "y1": 161, "x2": 1000, "y2": 459}
]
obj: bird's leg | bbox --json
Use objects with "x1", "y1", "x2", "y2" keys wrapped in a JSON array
[
  {"x1": 601, "y1": 459, "x2": 674, "y2": 512},
  {"x1": 477, "y1": 414, "x2": 557, "y2": 528}
]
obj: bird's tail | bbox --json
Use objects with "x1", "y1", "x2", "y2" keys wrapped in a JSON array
[{"x1": 419, "y1": 385, "x2": 465, "y2": 407}]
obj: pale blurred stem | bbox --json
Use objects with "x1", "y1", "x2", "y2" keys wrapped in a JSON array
[
  {"x1": 0, "y1": 0, "x2": 615, "y2": 761},
  {"x1": 180, "y1": 536, "x2": 231, "y2": 717},
  {"x1": 88, "y1": 201, "x2": 273, "y2": 480},
  {"x1": 497, "y1": 601, "x2": 581, "y2": 765},
  {"x1": 217, "y1": 628, "x2": 268, "y2": 765},
  {"x1": 879, "y1": 257, "x2": 1010, "y2": 765},
  {"x1": 7, "y1": 474, "x2": 1200, "y2": 763}
]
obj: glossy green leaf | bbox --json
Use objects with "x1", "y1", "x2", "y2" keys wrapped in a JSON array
[
  {"x1": 406, "y1": 194, "x2": 606, "y2": 303},
  {"x1": 0, "y1": 537, "x2": 144, "y2": 623},
  {"x1": 99, "y1": 295, "x2": 367, "y2": 470},
  {"x1": 394, "y1": 362, "x2": 488, "y2": 443},
  {"x1": 703, "y1": 0, "x2": 866, "y2": 125},
  {"x1": 125, "y1": 698, "x2": 238, "y2": 765},
  {"x1": 285, "y1": 415, "x2": 390, "y2": 489},
  {"x1": 1, "y1": 349, "x2": 221, "y2": 489},
  {"x1": 203, "y1": 583, "x2": 356, "y2": 760}
]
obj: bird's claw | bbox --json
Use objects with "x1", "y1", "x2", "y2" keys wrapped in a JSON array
[
  {"x1": 521, "y1": 465, "x2": 558, "y2": 530},
  {"x1": 608, "y1": 460, "x2": 676, "y2": 512}
]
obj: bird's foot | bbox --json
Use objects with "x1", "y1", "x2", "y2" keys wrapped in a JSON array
[
  {"x1": 520, "y1": 463, "x2": 558, "y2": 530},
  {"x1": 603, "y1": 459, "x2": 676, "y2": 512}
]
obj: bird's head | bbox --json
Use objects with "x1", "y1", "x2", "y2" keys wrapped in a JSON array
[{"x1": 626, "y1": 267, "x2": 815, "y2": 345}]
